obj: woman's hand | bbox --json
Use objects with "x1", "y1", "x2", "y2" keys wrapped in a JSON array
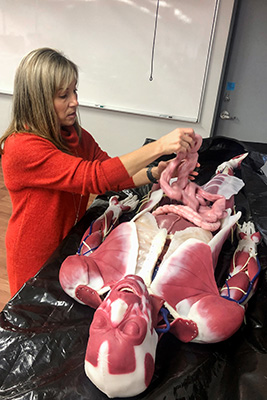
[
  {"x1": 151, "y1": 160, "x2": 200, "y2": 182},
  {"x1": 189, "y1": 162, "x2": 200, "y2": 180},
  {"x1": 132, "y1": 157, "x2": 200, "y2": 187},
  {"x1": 120, "y1": 127, "x2": 197, "y2": 181},
  {"x1": 157, "y1": 128, "x2": 196, "y2": 155},
  {"x1": 150, "y1": 160, "x2": 170, "y2": 181}
]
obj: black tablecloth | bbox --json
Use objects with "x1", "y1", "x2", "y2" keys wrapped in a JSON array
[{"x1": 1, "y1": 137, "x2": 267, "y2": 400}]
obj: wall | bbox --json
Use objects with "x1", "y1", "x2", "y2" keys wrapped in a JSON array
[
  {"x1": 214, "y1": 0, "x2": 267, "y2": 142},
  {"x1": 0, "y1": 92, "x2": 189, "y2": 156},
  {"x1": 0, "y1": 0, "x2": 235, "y2": 157},
  {"x1": 0, "y1": 0, "x2": 219, "y2": 123}
]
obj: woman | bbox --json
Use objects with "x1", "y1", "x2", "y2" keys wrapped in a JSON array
[{"x1": 0, "y1": 48, "x2": 196, "y2": 296}]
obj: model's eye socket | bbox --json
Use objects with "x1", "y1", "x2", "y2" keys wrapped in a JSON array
[
  {"x1": 122, "y1": 320, "x2": 140, "y2": 336},
  {"x1": 120, "y1": 317, "x2": 147, "y2": 345},
  {"x1": 92, "y1": 314, "x2": 107, "y2": 330}
]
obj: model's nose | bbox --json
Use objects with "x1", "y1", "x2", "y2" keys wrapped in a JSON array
[{"x1": 110, "y1": 298, "x2": 128, "y2": 326}]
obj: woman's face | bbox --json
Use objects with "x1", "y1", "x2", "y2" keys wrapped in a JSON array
[{"x1": 53, "y1": 79, "x2": 79, "y2": 127}]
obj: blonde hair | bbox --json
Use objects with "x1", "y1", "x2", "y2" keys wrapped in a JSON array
[{"x1": 0, "y1": 47, "x2": 81, "y2": 154}]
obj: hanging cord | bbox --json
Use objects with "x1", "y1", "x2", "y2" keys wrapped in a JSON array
[{"x1": 149, "y1": 0, "x2": 160, "y2": 81}]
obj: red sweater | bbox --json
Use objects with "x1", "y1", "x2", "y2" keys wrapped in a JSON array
[{"x1": 2, "y1": 127, "x2": 134, "y2": 296}]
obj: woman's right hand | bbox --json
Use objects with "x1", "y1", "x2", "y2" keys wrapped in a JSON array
[
  {"x1": 119, "y1": 127, "x2": 197, "y2": 183},
  {"x1": 157, "y1": 128, "x2": 196, "y2": 155}
]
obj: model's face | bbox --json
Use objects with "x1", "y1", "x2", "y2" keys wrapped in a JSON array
[{"x1": 53, "y1": 79, "x2": 79, "y2": 127}]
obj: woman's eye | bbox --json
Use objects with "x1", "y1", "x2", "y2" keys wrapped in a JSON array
[{"x1": 59, "y1": 94, "x2": 67, "y2": 99}]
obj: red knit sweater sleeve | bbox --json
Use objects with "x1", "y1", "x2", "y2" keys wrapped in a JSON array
[{"x1": 3, "y1": 132, "x2": 134, "y2": 195}]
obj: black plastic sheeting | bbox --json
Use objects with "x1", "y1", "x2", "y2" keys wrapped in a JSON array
[{"x1": 0, "y1": 136, "x2": 267, "y2": 400}]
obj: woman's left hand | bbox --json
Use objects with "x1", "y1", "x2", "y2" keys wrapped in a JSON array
[
  {"x1": 188, "y1": 162, "x2": 200, "y2": 180},
  {"x1": 151, "y1": 160, "x2": 170, "y2": 181}
]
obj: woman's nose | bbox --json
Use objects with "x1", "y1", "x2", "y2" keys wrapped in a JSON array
[{"x1": 70, "y1": 92, "x2": 79, "y2": 106}]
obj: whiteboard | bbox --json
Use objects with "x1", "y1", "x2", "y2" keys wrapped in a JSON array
[{"x1": 0, "y1": 0, "x2": 219, "y2": 122}]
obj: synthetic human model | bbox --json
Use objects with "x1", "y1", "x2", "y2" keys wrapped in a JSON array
[{"x1": 59, "y1": 133, "x2": 260, "y2": 398}]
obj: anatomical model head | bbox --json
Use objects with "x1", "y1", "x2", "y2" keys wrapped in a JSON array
[{"x1": 84, "y1": 275, "x2": 159, "y2": 398}]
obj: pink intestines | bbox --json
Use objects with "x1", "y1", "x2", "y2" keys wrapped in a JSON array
[{"x1": 156, "y1": 133, "x2": 228, "y2": 231}]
